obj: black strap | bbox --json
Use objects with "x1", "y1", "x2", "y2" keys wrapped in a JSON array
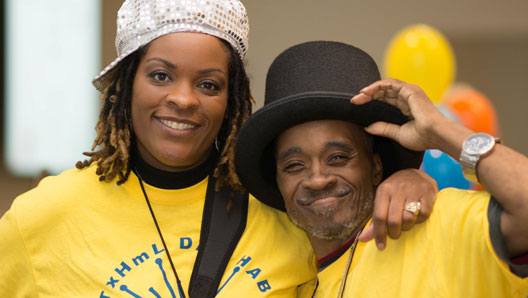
[{"x1": 188, "y1": 177, "x2": 249, "y2": 298}]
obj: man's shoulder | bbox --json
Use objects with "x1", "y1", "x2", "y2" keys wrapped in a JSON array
[
  {"x1": 426, "y1": 188, "x2": 493, "y2": 245},
  {"x1": 435, "y1": 188, "x2": 491, "y2": 213},
  {"x1": 437, "y1": 187, "x2": 490, "y2": 199}
]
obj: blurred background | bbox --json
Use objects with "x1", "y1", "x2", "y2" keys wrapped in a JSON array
[{"x1": 1, "y1": 0, "x2": 527, "y2": 216}]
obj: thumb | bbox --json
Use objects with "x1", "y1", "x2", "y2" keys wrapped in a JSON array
[
  {"x1": 358, "y1": 224, "x2": 374, "y2": 242},
  {"x1": 364, "y1": 122, "x2": 402, "y2": 142}
]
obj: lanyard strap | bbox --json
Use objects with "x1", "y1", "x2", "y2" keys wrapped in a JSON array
[
  {"x1": 189, "y1": 176, "x2": 249, "y2": 298},
  {"x1": 138, "y1": 173, "x2": 248, "y2": 298}
]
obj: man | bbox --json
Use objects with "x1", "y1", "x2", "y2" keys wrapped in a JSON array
[{"x1": 235, "y1": 41, "x2": 528, "y2": 297}]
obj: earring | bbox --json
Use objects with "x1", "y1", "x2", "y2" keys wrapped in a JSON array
[{"x1": 215, "y1": 137, "x2": 220, "y2": 151}]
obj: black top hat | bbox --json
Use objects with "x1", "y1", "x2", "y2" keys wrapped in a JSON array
[{"x1": 235, "y1": 41, "x2": 424, "y2": 211}]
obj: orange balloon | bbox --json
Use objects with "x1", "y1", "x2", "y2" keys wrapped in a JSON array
[{"x1": 443, "y1": 87, "x2": 500, "y2": 137}]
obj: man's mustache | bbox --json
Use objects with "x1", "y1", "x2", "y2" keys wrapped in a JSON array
[{"x1": 296, "y1": 187, "x2": 352, "y2": 206}]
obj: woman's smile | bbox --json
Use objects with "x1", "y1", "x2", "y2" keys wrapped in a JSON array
[{"x1": 158, "y1": 118, "x2": 198, "y2": 131}]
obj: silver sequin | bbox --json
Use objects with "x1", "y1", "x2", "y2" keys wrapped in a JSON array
[{"x1": 93, "y1": 0, "x2": 249, "y2": 89}]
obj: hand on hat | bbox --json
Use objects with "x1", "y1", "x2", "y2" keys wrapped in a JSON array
[{"x1": 351, "y1": 78, "x2": 450, "y2": 152}]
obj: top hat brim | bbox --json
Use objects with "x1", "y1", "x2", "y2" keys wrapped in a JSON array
[{"x1": 235, "y1": 91, "x2": 424, "y2": 211}]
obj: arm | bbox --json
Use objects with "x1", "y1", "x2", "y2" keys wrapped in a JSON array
[
  {"x1": 0, "y1": 207, "x2": 38, "y2": 297},
  {"x1": 352, "y1": 78, "x2": 528, "y2": 257}
]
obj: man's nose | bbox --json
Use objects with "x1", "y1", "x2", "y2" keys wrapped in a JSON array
[{"x1": 300, "y1": 165, "x2": 337, "y2": 190}]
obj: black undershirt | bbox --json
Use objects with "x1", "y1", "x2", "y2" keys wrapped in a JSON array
[{"x1": 133, "y1": 150, "x2": 219, "y2": 190}]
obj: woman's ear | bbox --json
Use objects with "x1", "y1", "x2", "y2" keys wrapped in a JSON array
[{"x1": 372, "y1": 153, "x2": 383, "y2": 186}]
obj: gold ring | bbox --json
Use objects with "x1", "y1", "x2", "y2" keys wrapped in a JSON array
[{"x1": 404, "y1": 202, "x2": 421, "y2": 216}]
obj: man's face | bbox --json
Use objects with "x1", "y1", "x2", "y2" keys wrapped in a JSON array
[{"x1": 275, "y1": 120, "x2": 383, "y2": 241}]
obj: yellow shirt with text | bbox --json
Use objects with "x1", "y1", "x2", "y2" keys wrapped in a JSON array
[{"x1": 0, "y1": 166, "x2": 316, "y2": 297}]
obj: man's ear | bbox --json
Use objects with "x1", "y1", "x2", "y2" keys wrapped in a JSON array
[{"x1": 372, "y1": 153, "x2": 383, "y2": 186}]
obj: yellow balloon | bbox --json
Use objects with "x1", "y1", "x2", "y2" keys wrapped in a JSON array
[{"x1": 383, "y1": 24, "x2": 456, "y2": 103}]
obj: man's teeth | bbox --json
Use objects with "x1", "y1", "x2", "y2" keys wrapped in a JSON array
[{"x1": 160, "y1": 119, "x2": 196, "y2": 130}]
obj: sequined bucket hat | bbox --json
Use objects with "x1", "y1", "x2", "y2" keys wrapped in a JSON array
[
  {"x1": 234, "y1": 41, "x2": 424, "y2": 211},
  {"x1": 93, "y1": 0, "x2": 249, "y2": 89}
]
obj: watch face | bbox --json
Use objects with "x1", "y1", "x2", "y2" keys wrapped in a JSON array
[{"x1": 464, "y1": 133, "x2": 494, "y2": 155}]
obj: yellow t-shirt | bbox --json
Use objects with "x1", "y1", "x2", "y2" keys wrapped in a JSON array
[
  {"x1": 314, "y1": 188, "x2": 528, "y2": 298},
  {"x1": 0, "y1": 166, "x2": 316, "y2": 297}
]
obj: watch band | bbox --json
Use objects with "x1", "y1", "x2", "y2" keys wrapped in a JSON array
[
  {"x1": 460, "y1": 133, "x2": 501, "y2": 184},
  {"x1": 460, "y1": 153, "x2": 480, "y2": 183}
]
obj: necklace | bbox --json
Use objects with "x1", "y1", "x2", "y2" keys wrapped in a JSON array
[
  {"x1": 311, "y1": 231, "x2": 361, "y2": 298},
  {"x1": 336, "y1": 231, "x2": 360, "y2": 298},
  {"x1": 137, "y1": 173, "x2": 187, "y2": 298}
]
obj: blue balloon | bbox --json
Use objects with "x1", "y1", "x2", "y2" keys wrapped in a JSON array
[
  {"x1": 420, "y1": 149, "x2": 471, "y2": 190},
  {"x1": 437, "y1": 105, "x2": 461, "y2": 124}
]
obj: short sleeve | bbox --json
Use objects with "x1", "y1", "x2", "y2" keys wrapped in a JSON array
[
  {"x1": 0, "y1": 203, "x2": 38, "y2": 297},
  {"x1": 488, "y1": 197, "x2": 528, "y2": 278}
]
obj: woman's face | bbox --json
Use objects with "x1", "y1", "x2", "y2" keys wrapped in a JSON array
[{"x1": 131, "y1": 32, "x2": 229, "y2": 171}]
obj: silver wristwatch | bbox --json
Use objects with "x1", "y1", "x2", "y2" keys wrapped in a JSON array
[{"x1": 459, "y1": 133, "x2": 501, "y2": 183}]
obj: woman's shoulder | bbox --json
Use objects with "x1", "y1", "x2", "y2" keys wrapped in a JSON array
[
  {"x1": 239, "y1": 195, "x2": 316, "y2": 282},
  {"x1": 246, "y1": 194, "x2": 309, "y2": 241},
  {"x1": 8, "y1": 165, "x2": 108, "y2": 222},
  {"x1": 20, "y1": 166, "x2": 101, "y2": 198},
  {"x1": 247, "y1": 195, "x2": 290, "y2": 223}
]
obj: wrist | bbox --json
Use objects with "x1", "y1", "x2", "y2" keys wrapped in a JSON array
[
  {"x1": 428, "y1": 117, "x2": 472, "y2": 157},
  {"x1": 460, "y1": 133, "x2": 502, "y2": 183}
]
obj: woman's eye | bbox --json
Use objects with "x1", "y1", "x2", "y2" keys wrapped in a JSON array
[
  {"x1": 199, "y1": 81, "x2": 220, "y2": 91},
  {"x1": 150, "y1": 72, "x2": 170, "y2": 82}
]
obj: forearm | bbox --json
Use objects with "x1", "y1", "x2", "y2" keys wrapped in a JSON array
[
  {"x1": 430, "y1": 119, "x2": 528, "y2": 256},
  {"x1": 353, "y1": 78, "x2": 528, "y2": 255},
  {"x1": 478, "y1": 145, "x2": 528, "y2": 256}
]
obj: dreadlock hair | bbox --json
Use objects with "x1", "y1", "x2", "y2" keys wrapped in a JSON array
[
  {"x1": 214, "y1": 40, "x2": 253, "y2": 193},
  {"x1": 76, "y1": 46, "x2": 147, "y2": 184},
  {"x1": 77, "y1": 39, "x2": 253, "y2": 192}
]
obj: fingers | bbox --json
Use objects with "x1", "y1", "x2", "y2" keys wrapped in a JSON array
[
  {"x1": 386, "y1": 193, "x2": 406, "y2": 239},
  {"x1": 351, "y1": 79, "x2": 428, "y2": 119},
  {"x1": 406, "y1": 169, "x2": 437, "y2": 223},
  {"x1": 364, "y1": 121, "x2": 403, "y2": 142},
  {"x1": 360, "y1": 197, "x2": 420, "y2": 248},
  {"x1": 415, "y1": 181, "x2": 436, "y2": 224},
  {"x1": 382, "y1": 185, "x2": 418, "y2": 239},
  {"x1": 401, "y1": 206, "x2": 419, "y2": 231},
  {"x1": 358, "y1": 223, "x2": 374, "y2": 242},
  {"x1": 370, "y1": 188, "x2": 390, "y2": 250},
  {"x1": 416, "y1": 199, "x2": 432, "y2": 224},
  {"x1": 366, "y1": 169, "x2": 438, "y2": 251},
  {"x1": 370, "y1": 184, "x2": 418, "y2": 249},
  {"x1": 350, "y1": 78, "x2": 406, "y2": 105}
]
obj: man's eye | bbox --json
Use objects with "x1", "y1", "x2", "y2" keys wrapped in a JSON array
[
  {"x1": 328, "y1": 154, "x2": 350, "y2": 165},
  {"x1": 283, "y1": 162, "x2": 304, "y2": 172}
]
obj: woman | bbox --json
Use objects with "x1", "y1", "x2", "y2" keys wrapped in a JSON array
[{"x1": 0, "y1": 0, "x2": 437, "y2": 297}]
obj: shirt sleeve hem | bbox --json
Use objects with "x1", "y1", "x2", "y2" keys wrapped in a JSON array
[{"x1": 488, "y1": 197, "x2": 528, "y2": 278}]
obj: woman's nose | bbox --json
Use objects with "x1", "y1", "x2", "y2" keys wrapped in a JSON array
[{"x1": 166, "y1": 83, "x2": 199, "y2": 110}]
